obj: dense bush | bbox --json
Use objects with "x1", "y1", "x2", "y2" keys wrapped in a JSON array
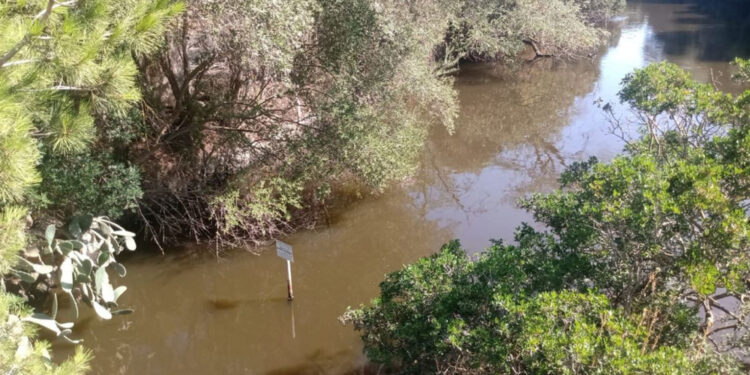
[
  {"x1": 343, "y1": 238, "x2": 740, "y2": 374},
  {"x1": 39, "y1": 152, "x2": 142, "y2": 218}
]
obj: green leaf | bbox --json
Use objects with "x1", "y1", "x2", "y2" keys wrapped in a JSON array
[
  {"x1": 92, "y1": 300, "x2": 112, "y2": 320},
  {"x1": 124, "y1": 236, "x2": 136, "y2": 251},
  {"x1": 68, "y1": 291, "x2": 79, "y2": 320},
  {"x1": 45, "y1": 224, "x2": 56, "y2": 247},
  {"x1": 112, "y1": 262, "x2": 126, "y2": 277},
  {"x1": 16, "y1": 256, "x2": 54, "y2": 274},
  {"x1": 690, "y1": 263, "x2": 720, "y2": 296},
  {"x1": 111, "y1": 309, "x2": 134, "y2": 316},
  {"x1": 60, "y1": 258, "x2": 74, "y2": 293},
  {"x1": 94, "y1": 266, "x2": 108, "y2": 295},
  {"x1": 12, "y1": 269, "x2": 36, "y2": 283},
  {"x1": 79, "y1": 258, "x2": 93, "y2": 276},
  {"x1": 31, "y1": 263, "x2": 54, "y2": 274},
  {"x1": 113, "y1": 286, "x2": 127, "y2": 302},
  {"x1": 23, "y1": 313, "x2": 61, "y2": 335},
  {"x1": 97, "y1": 251, "x2": 110, "y2": 266},
  {"x1": 105, "y1": 239, "x2": 114, "y2": 253},
  {"x1": 100, "y1": 222, "x2": 112, "y2": 236},
  {"x1": 51, "y1": 293, "x2": 58, "y2": 319},
  {"x1": 102, "y1": 280, "x2": 115, "y2": 303},
  {"x1": 58, "y1": 241, "x2": 74, "y2": 255},
  {"x1": 59, "y1": 335, "x2": 83, "y2": 345},
  {"x1": 112, "y1": 230, "x2": 135, "y2": 237}
]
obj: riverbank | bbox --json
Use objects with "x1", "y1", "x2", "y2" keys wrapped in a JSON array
[{"x1": 48, "y1": 1, "x2": 750, "y2": 373}]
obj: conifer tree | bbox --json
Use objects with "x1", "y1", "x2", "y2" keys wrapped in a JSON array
[{"x1": 0, "y1": 0, "x2": 181, "y2": 372}]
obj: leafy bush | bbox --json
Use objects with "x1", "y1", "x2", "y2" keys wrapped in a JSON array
[
  {"x1": 732, "y1": 57, "x2": 750, "y2": 83},
  {"x1": 38, "y1": 152, "x2": 143, "y2": 219},
  {"x1": 570, "y1": 0, "x2": 626, "y2": 24},
  {"x1": 343, "y1": 239, "x2": 739, "y2": 374}
]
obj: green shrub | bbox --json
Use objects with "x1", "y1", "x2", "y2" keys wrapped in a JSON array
[
  {"x1": 38, "y1": 152, "x2": 143, "y2": 219},
  {"x1": 343, "y1": 240, "x2": 739, "y2": 374}
]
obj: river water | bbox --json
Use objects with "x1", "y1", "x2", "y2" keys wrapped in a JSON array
[{"x1": 57, "y1": 1, "x2": 749, "y2": 374}]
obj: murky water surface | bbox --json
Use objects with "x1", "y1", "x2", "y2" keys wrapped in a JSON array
[{"x1": 57, "y1": 2, "x2": 750, "y2": 373}]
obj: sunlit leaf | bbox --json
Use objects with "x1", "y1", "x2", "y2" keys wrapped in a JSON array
[
  {"x1": 60, "y1": 258, "x2": 74, "y2": 293},
  {"x1": 112, "y1": 262, "x2": 126, "y2": 277},
  {"x1": 45, "y1": 224, "x2": 56, "y2": 247},
  {"x1": 23, "y1": 313, "x2": 61, "y2": 335},
  {"x1": 12, "y1": 269, "x2": 36, "y2": 283},
  {"x1": 113, "y1": 286, "x2": 127, "y2": 302},
  {"x1": 92, "y1": 300, "x2": 112, "y2": 320}
]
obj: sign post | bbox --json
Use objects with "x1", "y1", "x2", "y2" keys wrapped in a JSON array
[{"x1": 276, "y1": 240, "x2": 294, "y2": 301}]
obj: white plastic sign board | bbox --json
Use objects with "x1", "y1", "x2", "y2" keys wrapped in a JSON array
[{"x1": 276, "y1": 240, "x2": 294, "y2": 262}]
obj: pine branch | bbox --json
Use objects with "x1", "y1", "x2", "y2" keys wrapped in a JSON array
[
  {"x1": 0, "y1": 0, "x2": 55, "y2": 67},
  {"x1": 33, "y1": 0, "x2": 77, "y2": 20},
  {"x1": 0, "y1": 59, "x2": 38, "y2": 68}
]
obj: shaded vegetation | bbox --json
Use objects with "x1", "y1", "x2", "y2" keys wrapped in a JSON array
[{"x1": 128, "y1": 0, "x2": 624, "y2": 247}]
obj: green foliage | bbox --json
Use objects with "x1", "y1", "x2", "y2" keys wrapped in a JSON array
[
  {"x1": 344, "y1": 61, "x2": 750, "y2": 373},
  {"x1": 8, "y1": 216, "x2": 138, "y2": 346},
  {"x1": 571, "y1": 0, "x2": 626, "y2": 24},
  {"x1": 618, "y1": 62, "x2": 736, "y2": 125},
  {"x1": 38, "y1": 151, "x2": 143, "y2": 218},
  {"x1": 343, "y1": 239, "x2": 735, "y2": 374},
  {"x1": 0, "y1": 292, "x2": 91, "y2": 375},
  {"x1": 0, "y1": 206, "x2": 28, "y2": 274},
  {"x1": 300, "y1": 0, "x2": 462, "y2": 187},
  {"x1": 306, "y1": 0, "x2": 446, "y2": 189},
  {"x1": 0, "y1": 0, "x2": 181, "y2": 372},
  {"x1": 135, "y1": 0, "x2": 621, "y2": 244},
  {"x1": 526, "y1": 62, "x2": 750, "y2": 355},
  {"x1": 190, "y1": 0, "x2": 314, "y2": 77},
  {"x1": 0, "y1": 83, "x2": 39, "y2": 204},
  {"x1": 732, "y1": 57, "x2": 750, "y2": 83},
  {"x1": 505, "y1": 0, "x2": 607, "y2": 58},
  {"x1": 0, "y1": 0, "x2": 182, "y2": 216},
  {"x1": 210, "y1": 178, "x2": 303, "y2": 242},
  {"x1": 1, "y1": 0, "x2": 183, "y2": 158}
]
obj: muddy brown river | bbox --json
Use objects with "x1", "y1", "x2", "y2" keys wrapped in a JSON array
[{"x1": 54, "y1": 1, "x2": 750, "y2": 374}]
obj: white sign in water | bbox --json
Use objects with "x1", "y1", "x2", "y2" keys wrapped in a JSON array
[
  {"x1": 276, "y1": 240, "x2": 294, "y2": 262},
  {"x1": 276, "y1": 240, "x2": 295, "y2": 301}
]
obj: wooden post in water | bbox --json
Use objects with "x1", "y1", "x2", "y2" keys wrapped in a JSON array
[
  {"x1": 286, "y1": 259, "x2": 294, "y2": 301},
  {"x1": 276, "y1": 240, "x2": 295, "y2": 301}
]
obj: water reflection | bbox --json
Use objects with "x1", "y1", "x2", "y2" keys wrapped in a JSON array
[
  {"x1": 432, "y1": 59, "x2": 602, "y2": 171},
  {"x1": 60, "y1": 1, "x2": 750, "y2": 374},
  {"x1": 57, "y1": 189, "x2": 453, "y2": 374},
  {"x1": 413, "y1": 59, "x2": 604, "y2": 251},
  {"x1": 631, "y1": 0, "x2": 750, "y2": 90}
]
